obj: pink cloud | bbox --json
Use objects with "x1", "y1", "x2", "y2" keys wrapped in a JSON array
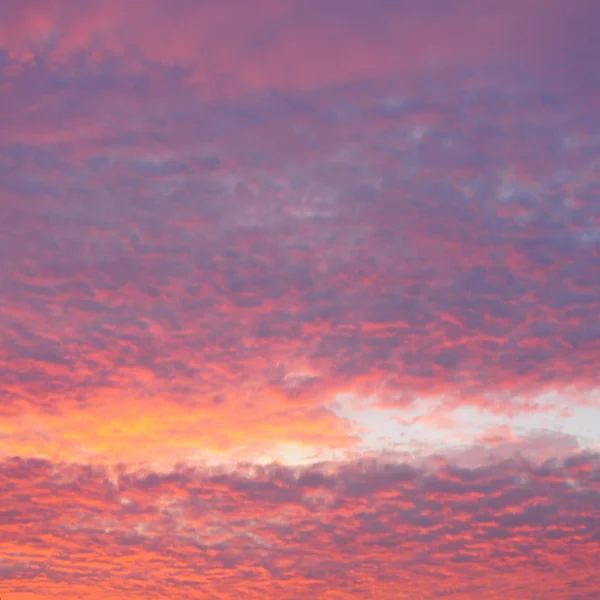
[
  {"x1": 1, "y1": 0, "x2": 598, "y2": 95},
  {"x1": 1, "y1": 452, "x2": 599, "y2": 598},
  {"x1": 1, "y1": 2, "x2": 599, "y2": 595}
]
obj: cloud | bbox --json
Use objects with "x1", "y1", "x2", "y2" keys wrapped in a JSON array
[
  {"x1": 0, "y1": 452, "x2": 599, "y2": 598},
  {"x1": 1, "y1": 0, "x2": 600, "y2": 466},
  {"x1": 1, "y1": 2, "x2": 600, "y2": 596},
  {"x1": 2, "y1": 0, "x2": 599, "y2": 95}
]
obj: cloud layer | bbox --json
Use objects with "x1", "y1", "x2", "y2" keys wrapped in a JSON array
[
  {"x1": 2, "y1": 7, "x2": 600, "y2": 456},
  {"x1": 1, "y1": 452, "x2": 599, "y2": 599},
  {"x1": 1, "y1": 1, "x2": 600, "y2": 597}
]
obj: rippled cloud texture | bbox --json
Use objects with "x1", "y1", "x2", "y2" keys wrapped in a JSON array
[{"x1": 1, "y1": 0, "x2": 600, "y2": 598}]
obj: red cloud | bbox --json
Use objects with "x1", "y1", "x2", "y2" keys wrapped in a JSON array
[
  {"x1": 1, "y1": 452, "x2": 599, "y2": 598},
  {"x1": 1, "y1": 3, "x2": 599, "y2": 596},
  {"x1": 1, "y1": 16, "x2": 600, "y2": 462}
]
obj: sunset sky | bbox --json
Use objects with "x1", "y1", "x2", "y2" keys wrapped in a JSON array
[{"x1": 1, "y1": 1, "x2": 600, "y2": 598}]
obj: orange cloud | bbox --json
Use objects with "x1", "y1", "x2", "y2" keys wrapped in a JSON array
[{"x1": 0, "y1": 387, "x2": 355, "y2": 466}]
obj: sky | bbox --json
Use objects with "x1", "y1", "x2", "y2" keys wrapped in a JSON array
[{"x1": 0, "y1": 0, "x2": 599, "y2": 598}]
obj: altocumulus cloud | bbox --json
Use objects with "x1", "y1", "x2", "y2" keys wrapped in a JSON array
[
  {"x1": 0, "y1": 0, "x2": 600, "y2": 598},
  {"x1": 1, "y1": 452, "x2": 599, "y2": 599}
]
